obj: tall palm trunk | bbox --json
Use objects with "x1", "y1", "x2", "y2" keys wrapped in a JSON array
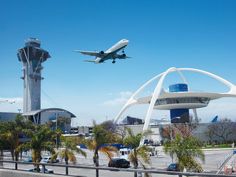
[
  {"x1": 94, "y1": 149, "x2": 99, "y2": 177},
  {"x1": 33, "y1": 150, "x2": 41, "y2": 172},
  {"x1": 0, "y1": 149, "x2": 3, "y2": 167},
  {"x1": 10, "y1": 149, "x2": 14, "y2": 161},
  {"x1": 134, "y1": 149, "x2": 138, "y2": 177},
  {"x1": 14, "y1": 151, "x2": 19, "y2": 170}
]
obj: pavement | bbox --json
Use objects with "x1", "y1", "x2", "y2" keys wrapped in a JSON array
[{"x1": 1, "y1": 148, "x2": 236, "y2": 177}]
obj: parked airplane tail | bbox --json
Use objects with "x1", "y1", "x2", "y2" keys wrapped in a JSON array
[{"x1": 211, "y1": 115, "x2": 218, "y2": 123}]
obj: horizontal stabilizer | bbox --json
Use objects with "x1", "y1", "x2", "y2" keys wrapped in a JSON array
[
  {"x1": 119, "y1": 56, "x2": 132, "y2": 59},
  {"x1": 84, "y1": 60, "x2": 96, "y2": 63}
]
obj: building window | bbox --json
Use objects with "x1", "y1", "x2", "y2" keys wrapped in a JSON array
[{"x1": 155, "y1": 97, "x2": 210, "y2": 105}]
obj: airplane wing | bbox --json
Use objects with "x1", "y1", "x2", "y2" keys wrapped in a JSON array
[{"x1": 74, "y1": 50, "x2": 103, "y2": 57}]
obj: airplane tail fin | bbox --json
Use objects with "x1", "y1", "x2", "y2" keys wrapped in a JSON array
[
  {"x1": 211, "y1": 115, "x2": 218, "y2": 123},
  {"x1": 84, "y1": 60, "x2": 96, "y2": 63}
]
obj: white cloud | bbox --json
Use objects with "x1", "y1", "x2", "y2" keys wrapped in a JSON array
[{"x1": 102, "y1": 91, "x2": 132, "y2": 106}]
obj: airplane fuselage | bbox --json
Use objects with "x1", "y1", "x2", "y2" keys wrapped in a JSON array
[{"x1": 95, "y1": 39, "x2": 129, "y2": 63}]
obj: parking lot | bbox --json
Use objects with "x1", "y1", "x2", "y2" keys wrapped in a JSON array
[{"x1": 1, "y1": 148, "x2": 235, "y2": 177}]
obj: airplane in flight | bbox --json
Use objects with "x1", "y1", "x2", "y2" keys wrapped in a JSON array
[
  {"x1": 0, "y1": 99, "x2": 15, "y2": 104},
  {"x1": 75, "y1": 39, "x2": 130, "y2": 64}
]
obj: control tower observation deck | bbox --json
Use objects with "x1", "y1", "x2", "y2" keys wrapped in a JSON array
[{"x1": 17, "y1": 38, "x2": 50, "y2": 113}]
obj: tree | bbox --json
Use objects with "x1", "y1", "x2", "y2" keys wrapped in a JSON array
[
  {"x1": 160, "y1": 123, "x2": 198, "y2": 141},
  {"x1": 84, "y1": 121, "x2": 117, "y2": 177},
  {"x1": 53, "y1": 136, "x2": 86, "y2": 175},
  {"x1": 0, "y1": 122, "x2": 7, "y2": 167},
  {"x1": 164, "y1": 134, "x2": 205, "y2": 175},
  {"x1": 123, "y1": 128, "x2": 151, "y2": 177},
  {"x1": 20, "y1": 124, "x2": 56, "y2": 171},
  {"x1": 101, "y1": 120, "x2": 123, "y2": 143},
  {"x1": 206, "y1": 118, "x2": 234, "y2": 143},
  {"x1": 0, "y1": 115, "x2": 33, "y2": 161}
]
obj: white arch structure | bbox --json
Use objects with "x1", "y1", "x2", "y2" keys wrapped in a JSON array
[{"x1": 113, "y1": 67, "x2": 236, "y2": 142}]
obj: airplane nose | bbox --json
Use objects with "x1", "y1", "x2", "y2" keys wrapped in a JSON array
[{"x1": 123, "y1": 39, "x2": 129, "y2": 43}]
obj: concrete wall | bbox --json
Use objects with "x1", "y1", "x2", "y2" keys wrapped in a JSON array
[
  {"x1": 119, "y1": 123, "x2": 236, "y2": 143},
  {"x1": 0, "y1": 169, "x2": 66, "y2": 177}
]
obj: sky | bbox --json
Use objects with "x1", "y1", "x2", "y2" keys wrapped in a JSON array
[{"x1": 0, "y1": 0, "x2": 236, "y2": 126}]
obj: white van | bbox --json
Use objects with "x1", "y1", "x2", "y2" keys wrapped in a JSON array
[{"x1": 119, "y1": 148, "x2": 131, "y2": 160}]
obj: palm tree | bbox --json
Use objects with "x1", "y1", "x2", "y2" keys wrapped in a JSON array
[
  {"x1": 123, "y1": 128, "x2": 151, "y2": 177},
  {"x1": 84, "y1": 121, "x2": 117, "y2": 177},
  {"x1": 0, "y1": 123, "x2": 7, "y2": 167},
  {"x1": 0, "y1": 115, "x2": 32, "y2": 161},
  {"x1": 20, "y1": 124, "x2": 56, "y2": 171},
  {"x1": 164, "y1": 134, "x2": 205, "y2": 175},
  {"x1": 53, "y1": 136, "x2": 86, "y2": 175}
]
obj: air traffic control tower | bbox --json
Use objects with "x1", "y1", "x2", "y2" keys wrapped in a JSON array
[{"x1": 17, "y1": 38, "x2": 50, "y2": 113}]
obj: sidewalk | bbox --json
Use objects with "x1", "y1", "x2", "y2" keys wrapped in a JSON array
[{"x1": 202, "y1": 148, "x2": 235, "y2": 151}]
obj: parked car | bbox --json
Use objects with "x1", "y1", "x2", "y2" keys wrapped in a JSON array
[
  {"x1": 28, "y1": 167, "x2": 54, "y2": 174},
  {"x1": 167, "y1": 163, "x2": 180, "y2": 171},
  {"x1": 108, "y1": 158, "x2": 130, "y2": 168},
  {"x1": 40, "y1": 156, "x2": 59, "y2": 163}
]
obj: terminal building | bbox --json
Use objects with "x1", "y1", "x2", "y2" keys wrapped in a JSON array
[
  {"x1": 114, "y1": 67, "x2": 236, "y2": 143},
  {"x1": 121, "y1": 116, "x2": 143, "y2": 125},
  {"x1": 0, "y1": 112, "x2": 18, "y2": 122}
]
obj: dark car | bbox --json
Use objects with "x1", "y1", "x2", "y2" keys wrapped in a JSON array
[
  {"x1": 167, "y1": 163, "x2": 180, "y2": 171},
  {"x1": 108, "y1": 158, "x2": 130, "y2": 168}
]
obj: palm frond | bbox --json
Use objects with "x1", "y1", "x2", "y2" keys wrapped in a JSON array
[
  {"x1": 128, "y1": 151, "x2": 138, "y2": 167},
  {"x1": 99, "y1": 146, "x2": 117, "y2": 160},
  {"x1": 137, "y1": 146, "x2": 151, "y2": 164},
  {"x1": 75, "y1": 147, "x2": 87, "y2": 158},
  {"x1": 51, "y1": 152, "x2": 58, "y2": 161},
  {"x1": 83, "y1": 139, "x2": 96, "y2": 150},
  {"x1": 125, "y1": 127, "x2": 134, "y2": 137},
  {"x1": 66, "y1": 150, "x2": 77, "y2": 164},
  {"x1": 139, "y1": 162, "x2": 152, "y2": 177}
]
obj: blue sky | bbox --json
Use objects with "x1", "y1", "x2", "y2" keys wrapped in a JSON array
[{"x1": 1, "y1": 0, "x2": 236, "y2": 126}]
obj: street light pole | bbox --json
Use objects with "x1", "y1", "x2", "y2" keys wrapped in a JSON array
[
  {"x1": 55, "y1": 113, "x2": 58, "y2": 149},
  {"x1": 56, "y1": 113, "x2": 58, "y2": 130}
]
